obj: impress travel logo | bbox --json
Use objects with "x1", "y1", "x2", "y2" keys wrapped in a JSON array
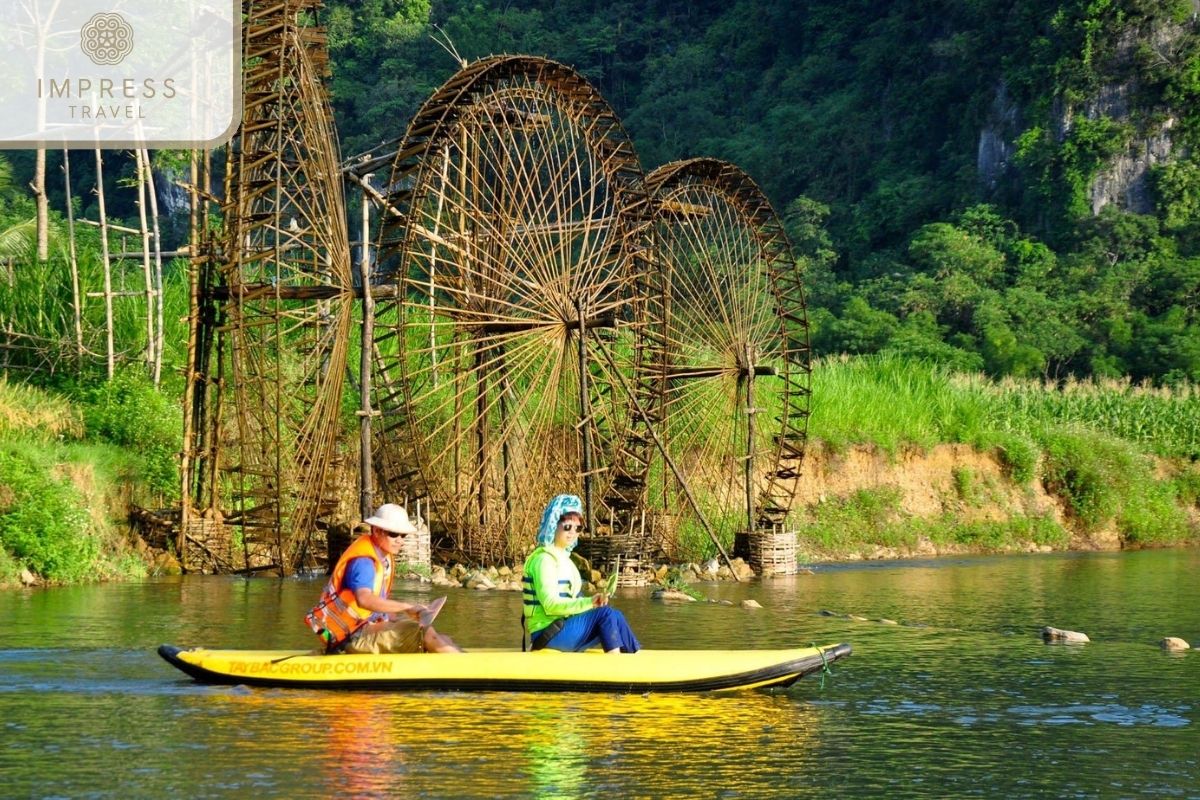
[
  {"x1": 1, "y1": 1, "x2": 240, "y2": 148},
  {"x1": 79, "y1": 12, "x2": 135, "y2": 66}
]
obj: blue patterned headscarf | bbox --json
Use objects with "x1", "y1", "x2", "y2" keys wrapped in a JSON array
[{"x1": 537, "y1": 494, "x2": 584, "y2": 551}]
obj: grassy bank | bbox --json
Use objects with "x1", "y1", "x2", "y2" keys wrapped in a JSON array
[
  {"x1": 3, "y1": 355, "x2": 1198, "y2": 585},
  {"x1": 790, "y1": 355, "x2": 1200, "y2": 561},
  {"x1": 0, "y1": 374, "x2": 181, "y2": 587}
]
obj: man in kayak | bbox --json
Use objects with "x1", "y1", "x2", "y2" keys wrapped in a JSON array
[
  {"x1": 521, "y1": 494, "x2": 640, "y2": 653},
  {"x1": 306, "y1": 503, "x2": 461, "y2": 654}
]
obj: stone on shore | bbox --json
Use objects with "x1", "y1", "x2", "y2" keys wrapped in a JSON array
[
  {"x1": 1042, "y1": 626, "x2": 1090, "y2": 643},
  {"x1": 19, "y1": 568, "x2": 37, "y2": 586},
  {"x1": 730, "y1": 558, "x2": 756, "y2": 581},
  {"x1": 1159, "y1": 637, "x2": 1190, "y2": 651},
  {"x1": 151, "y1": 552, "x2": 181, "y2": 576},
  {"x1": 651, "y1": 588, "x2": 696, "y2": 603},
  {"x1": 464, "y1": 571, "x2": 496, "y2": 590},
  {"x1": 741, "y1": 599, "x2": 763, "y2": 609}
]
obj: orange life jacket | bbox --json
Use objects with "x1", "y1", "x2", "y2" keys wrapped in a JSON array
[{"x1": 305, "y1": 534, "x2": 393, "y2": 650}]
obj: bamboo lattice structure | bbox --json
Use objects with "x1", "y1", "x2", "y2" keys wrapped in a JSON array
[
  {"x1": 181, "y1": 0, "x2": 352, "y2": 574},
  {"x1": 364, "y1": 56, "x2": 657, "y2": 564},
  {"x1": 641, "y1": 158, "x2": 811, "y2": 559}
]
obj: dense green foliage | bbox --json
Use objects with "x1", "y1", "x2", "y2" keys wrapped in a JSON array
[
  {"x1": 0, "y1": 375, "x2": 176, "y2": 584},
  {"x1": 320, "y1": 0, "x2": 1200, "y2": 382}
]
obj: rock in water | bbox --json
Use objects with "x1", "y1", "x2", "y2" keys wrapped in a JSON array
[
  {"x1": 1159, "y1": 637, "x2": 1190, "y2": 651},
  {"x1": 651, "y1": 588, "x2": 697, "y2": 603},
  {"x1": 1042, "y1": 626, "x2": 1090, "y2": 643},
  {"x1": 741, "y1": 599, "x2": 763, "y2": 609}
]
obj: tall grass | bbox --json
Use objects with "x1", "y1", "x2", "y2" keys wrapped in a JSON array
[
  {"x1": 796, "y1": 354, "x2": 1200, "y2": 555},
  {"x1": 811, "y1": 354, "x2": 1200, "y2": 461},
  {"x1": 0, "y1": 215, "x2": 191, "y2": 382},
  {"x1": 0, "y1": 375, "x2": 83, "y2": 440}
]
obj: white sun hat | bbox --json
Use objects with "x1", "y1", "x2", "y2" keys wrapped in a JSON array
[{"x1": 364, "y1": 503, "x2": 419, "y2": 535}]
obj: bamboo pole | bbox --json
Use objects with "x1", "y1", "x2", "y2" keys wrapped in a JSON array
[
  {"x1": 62, "y1": 150, "x2": 83, "y2": 367},
  {"x1": 593, "y1": 338, "x2": 740, "y2": 579},
  {"x1": 134, "y1": 148, "x2": 156, "y2": 378},
  {"x1": 94, "y1": 149, "x2": 114, "y2": 380},
  {"x1": 577, "y1": 297, "x2": 594, "y2": 532},
  {"x1": 143, "y1": 149, "x2": 166, "y2": 387},
  {"x1": 358, "y1": 177, "x2": 375, "y2": 520},
  {"x1": 179, "y1": 149, "x2": 200, "y2": 572},
  {"x1": 744, "y1": 343, "x2": 756, "y2": 533}
]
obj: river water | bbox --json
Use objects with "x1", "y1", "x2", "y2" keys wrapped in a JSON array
[{"x1": 1, "y1": 548, "x2": 1197, "y2": 798}]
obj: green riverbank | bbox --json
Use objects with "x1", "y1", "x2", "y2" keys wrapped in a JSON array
[
  {"x1": 0, "y1": 373, "x2": 180, "y2": 586},
  {"x1": 2, "y1": 355, "x2": 1199, "y2": 587}
]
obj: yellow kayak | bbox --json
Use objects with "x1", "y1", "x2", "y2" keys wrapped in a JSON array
[{"x1": 158, "y1": 642, "x2": 851, "y2": 693}]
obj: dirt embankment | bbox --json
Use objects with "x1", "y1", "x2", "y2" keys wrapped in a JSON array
[{"x1": 791, "y1": 442, "x2": 1132, "y2": 559}]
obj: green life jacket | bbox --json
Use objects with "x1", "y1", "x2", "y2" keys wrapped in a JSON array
[{"x1": 521, "y1": 545, "x2": 593, "y2": 635}]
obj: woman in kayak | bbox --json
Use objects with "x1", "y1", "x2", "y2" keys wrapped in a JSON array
[{"x1": 521, "y1": 494, "x2": 641, "y2": 653}]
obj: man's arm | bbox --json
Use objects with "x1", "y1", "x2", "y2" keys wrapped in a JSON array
[{"x1": 353, "y1": 587, "x2": 423, "y2": 619}]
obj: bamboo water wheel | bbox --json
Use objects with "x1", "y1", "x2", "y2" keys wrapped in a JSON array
[
  {"x1": 182, "y1": 1, "x2": 352, "y2": 574},
  {"x1": 641, "y1": 158, "x2": 811, "y2": 560},
  {"x1": 369, "y1": 56, "x2": 655, "y2": 564}
]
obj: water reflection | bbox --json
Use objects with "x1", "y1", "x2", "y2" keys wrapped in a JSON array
[{"x1": 1, "y1": 548, "x2": 1198, "y2": 798}]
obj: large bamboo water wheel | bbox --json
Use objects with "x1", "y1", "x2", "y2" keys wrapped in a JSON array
[
  {"x1": 182, "y1": 1, "x2": 352, "y2": 574},
  {"x1": 641, "y1": 158, "x2": 811, "y2": 560},
  {"x1": 369, "y1": 56, "x2": 655, "y2": 564}
]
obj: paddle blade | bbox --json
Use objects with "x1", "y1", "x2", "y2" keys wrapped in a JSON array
[
  {"x1": 605, "y1": 556, "x2": 620, "y2": 596},
  {"x1": 418, "y1": 596, "x2": 447, "y2": 628}
]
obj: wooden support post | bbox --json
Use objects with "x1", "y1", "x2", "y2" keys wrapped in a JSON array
[
  {"x1": 179, "y1": 148, "x2": 201, "y2": 572},
  {"x1": 744, "y1": 343, "x2": 756, "y2": 533},
  {"x1": 577, "y1": 297, "x2": 594, "y2": 532}
]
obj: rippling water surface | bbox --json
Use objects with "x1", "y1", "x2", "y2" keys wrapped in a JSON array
[{"x1": 1, "y1": 549, "x2": 1197, "y2": 798}]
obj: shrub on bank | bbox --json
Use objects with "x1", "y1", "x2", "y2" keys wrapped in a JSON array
[
  {"x1": 73, "y1": 370, "x2": 182, "y2": 501},
  {"x1": 0, "y1": 446, "x2": 97, "y2": 583},
  {"x1": 0, "y1": 379, "x2": 157, "y2": 585}
]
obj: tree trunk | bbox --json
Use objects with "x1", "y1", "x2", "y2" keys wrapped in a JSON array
[
  {"x1": 144, "y1": 151, "x2": 165, "y2": 387},
  {"x1": 63, "y1": 150, "x2": 83, "y2": 366},
  {"x1": 95, "y1": 149, "x2": 114, "y2": 380},
  {"x1": 33, "y1": 150, "x2": 49, "y2": 262}
]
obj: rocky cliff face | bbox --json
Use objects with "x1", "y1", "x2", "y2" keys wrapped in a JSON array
[
  {"x1": 981, "y1": 7, "x2": 1198, "y2": 216},
  {"x1": 977, "y1": 81, "x2": 1020, "y2": 192}
]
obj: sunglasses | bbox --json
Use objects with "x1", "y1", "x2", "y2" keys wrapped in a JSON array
[
  {"x1": 559, "y1": 522, "x2": 582, "y2": 532},
  {"x1": 384, "y1": 531, "x2": 408, "y2": 539}
]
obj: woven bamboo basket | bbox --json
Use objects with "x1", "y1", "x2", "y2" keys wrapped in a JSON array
[
  {"x1": 734, "y1": 527, "x2": 798, "y2": 577},
  {"x1": 575, "y1": 534, "x2": 647, "y2": 586}
]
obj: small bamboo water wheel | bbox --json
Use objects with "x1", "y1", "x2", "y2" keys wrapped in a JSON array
[{"x1": 640, "y1": 158, "x2": 811, "y2": 561}]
